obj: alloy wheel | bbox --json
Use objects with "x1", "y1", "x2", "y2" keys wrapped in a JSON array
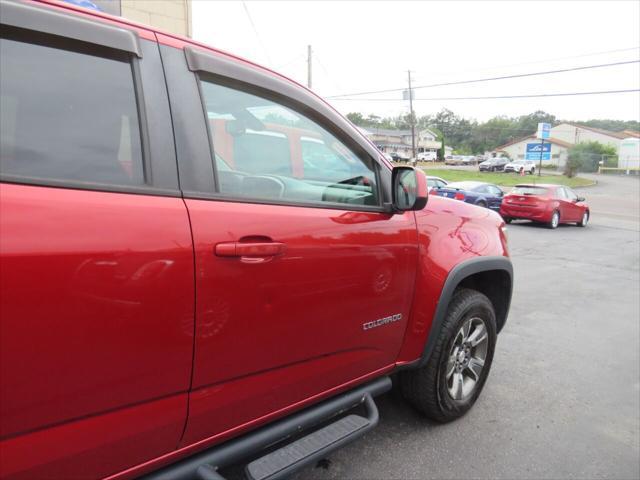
[{"x1": 445, "y1": 317, "x2": 488, "y2": 401}]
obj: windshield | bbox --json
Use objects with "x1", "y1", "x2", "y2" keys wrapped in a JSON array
[{"x1": 511, "y1": 186, "x2": 550, "y2": 196}]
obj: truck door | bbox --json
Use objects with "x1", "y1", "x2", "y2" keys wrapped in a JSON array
[
  {"x1": 158, "y1": 42, "x2": 419, "y2": 447},
  {"x1": 0, "y1": 12, "x2": 192, "y2": 479}
]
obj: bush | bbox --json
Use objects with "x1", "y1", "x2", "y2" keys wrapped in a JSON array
[{"x1": 565, "y1": 142, "x2": 617, "y2": 177}]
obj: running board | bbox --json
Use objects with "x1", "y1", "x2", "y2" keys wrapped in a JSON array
[
  {"x1": 246, "y1": 400, "x2": 376, "y2": 480},
  {"x1": 145, "y1": 377, "x2": 391, "y2": 480}
]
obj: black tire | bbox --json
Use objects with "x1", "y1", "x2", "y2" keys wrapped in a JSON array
[
  {"x1": 503, "y1": 217, "x2": 512, "y2": 224},
  {"x1": 548, "y1": 210, "x2": 560, "y2": 229},
  {"x1": 400, "y1": 288, "x2": 497, "y2": 423},
  {"x1": 578, "y1": 210, "x2": 589, "y2": 227}
]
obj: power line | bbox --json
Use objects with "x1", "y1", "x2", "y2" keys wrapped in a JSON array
[
  {"x1": 326, "y1": 60, "x2": 640, "y2": 98},
  {"x1": 241, "y1": 2, "x2": 272, "y2": 65},
  {"x1": 274, "y1": 53, "x2": 306, "y2": 70},
  {"x1": 328, "y1": 88, "x2": 640, "y2": 102},
  {"x1": 415, "y1": 46, "x2": 640, "y2": 78},
  {"x1": 313, "y1": 51, "x2": 343, "y2": 92}
]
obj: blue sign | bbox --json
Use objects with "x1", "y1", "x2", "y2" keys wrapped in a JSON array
[
  {"x1": 526, "y1": 142, "x2": 551, "y2": 160},
  {"x1": 537, "y1": 122, "x2": 551, "y2": 139}
]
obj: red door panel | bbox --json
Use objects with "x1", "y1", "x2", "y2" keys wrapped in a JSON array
[
  {"x1": 0, "y1": 184, "x2": 194, "y2": 478},
  {"x1": 181, "y1": 200, "x2": 418, "y2": 445}
]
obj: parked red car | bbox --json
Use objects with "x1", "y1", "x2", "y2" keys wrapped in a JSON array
[
  {"x1": 500, "y1": 184, "x2": 590, "y2": 229},
  {"x1": 0, "y1": 1, "x2": 512, "y2": 479}
]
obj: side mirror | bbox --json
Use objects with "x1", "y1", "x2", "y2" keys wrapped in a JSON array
[
  {"x1": 576, "y1": 196, "x2": 585, "y2": 202},
  {"x1": 391, "y1": 166, "x2": 428, "y2": 212}
]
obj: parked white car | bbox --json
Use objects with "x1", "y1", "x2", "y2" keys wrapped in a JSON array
[
  {"x1": 417, "y1": 151, "x2": 438, "y2": 162},
  {"x1": 504, "y1": 160, "x2": 536, "y2": 174}
]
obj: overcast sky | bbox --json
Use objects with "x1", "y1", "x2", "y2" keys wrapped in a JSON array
[{"x1": 192, "y1": 1, "x2": 640, "y2": 123}]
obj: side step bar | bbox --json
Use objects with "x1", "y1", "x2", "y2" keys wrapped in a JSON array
[{"x1": 145, "y1": 377, "x2": 391, "y2": 480}]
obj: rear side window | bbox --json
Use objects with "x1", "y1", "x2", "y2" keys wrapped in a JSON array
[{"x1": 0, "y1": 29, "x2": 143, "y2": 187}]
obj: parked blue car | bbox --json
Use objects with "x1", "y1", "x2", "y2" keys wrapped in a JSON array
[{"x1": 432, "y1": 181, "x2": 504, "y2": 212}]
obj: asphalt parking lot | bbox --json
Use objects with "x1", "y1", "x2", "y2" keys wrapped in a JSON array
[{"x1": 291, "y1": 173, "x2": 640, "y2": 480}]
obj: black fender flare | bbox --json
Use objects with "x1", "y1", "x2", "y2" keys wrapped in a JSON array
[{"x1": 415, "y1": 256, "x2": 513, "y2": 369}]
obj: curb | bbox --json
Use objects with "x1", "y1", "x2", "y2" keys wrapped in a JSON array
[
  {"x1": 572, "y1": 180, "x2": 598, "y2": 189},
  {"x1": 494, "y1": 179, "x2": 597, "y2": 190}
]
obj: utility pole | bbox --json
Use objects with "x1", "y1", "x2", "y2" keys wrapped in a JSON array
[
  {"x1": 407, "y1": 70, "x2": 416, "y2": 161},
  {"x1": 538, "y1": 138, "x2": 544, "y2": 176},
  {"x1": 307, "y1": 45, "x2": 312, "y2": 89}
]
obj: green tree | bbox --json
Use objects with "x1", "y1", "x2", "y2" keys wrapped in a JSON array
[
  {"x1": 438, "y1": 136, "x2": 445, "y2": 161},
  {"x1": 515, "y1": 111, "x2": 557, "y2": 134},
  {"x1": 471, "y1": 116, "x2": 518, "y2": 153},
  {"x1": 575, "y1": 119, "x2": 640, "y2": 133},
  {"x1": 346, "y1": 112, "x2": 365, "y2": 126},
  {"x1": 565, "y1": 141, "x2": 617, "y2": 177}
]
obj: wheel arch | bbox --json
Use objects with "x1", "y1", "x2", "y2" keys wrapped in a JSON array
[{"x1": 415, "y1": 256, "x2": 513, "y2": 369}]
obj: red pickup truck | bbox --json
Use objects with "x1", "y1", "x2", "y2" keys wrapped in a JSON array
[{"x1": 0, "y1": 1, "x2": 512, "y2": 479}]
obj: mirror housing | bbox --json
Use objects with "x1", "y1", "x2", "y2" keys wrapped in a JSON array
[
  {"x1": 576, "y1": 196, "x2": 585, "y2": 203},
  {"x1": 390, "y1": 166, "x2": 428, "y2": 212}
]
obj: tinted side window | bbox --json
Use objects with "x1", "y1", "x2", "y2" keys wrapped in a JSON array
[
  {"x1": 199, "y1": 79, "x2": 378, "y2": 207},
  {"x1": 487, "y1": 185, "x2": 502, "y2": 196},
  {"x1": 0, "y1": 30, "x2": 143, "y2": 186},
  {"x1": 555, "y1": 187, "x2": 567, "y2": 199}
]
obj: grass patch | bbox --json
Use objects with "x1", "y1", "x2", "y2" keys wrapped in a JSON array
[{"x1": 421, "y1": 168, "x2": 594, "y2": 188}]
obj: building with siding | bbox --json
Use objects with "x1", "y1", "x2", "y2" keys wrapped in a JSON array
[
  {"x1": 92, "y1": 0, "x2": 192, "y2": 37},
  {"x1": 494, "y1": 136, "x2": 573, "y2": 167},
  {"x1": 550, "y1": 123, "x2": 631, "y2": 152},
  {"x1": 357, "y1": 127, "x2": 451, "y2": 159},
  {"x1": 495, "y1": 124, "x2": 640, "y2": 168}
]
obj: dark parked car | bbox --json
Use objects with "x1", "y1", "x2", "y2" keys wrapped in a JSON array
[
  {"x1": 479, "y1": 158, "x2": 509, "y2": 172},
  {"x1": 433, "y1": 181, "x2": 505, "y2": 212},
  {"x1": 426, "y1": 175, "x2": 448, "y2": 191},
  {"x1": 389, "y1": 152, "x2": 410, "y2": 163}
]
